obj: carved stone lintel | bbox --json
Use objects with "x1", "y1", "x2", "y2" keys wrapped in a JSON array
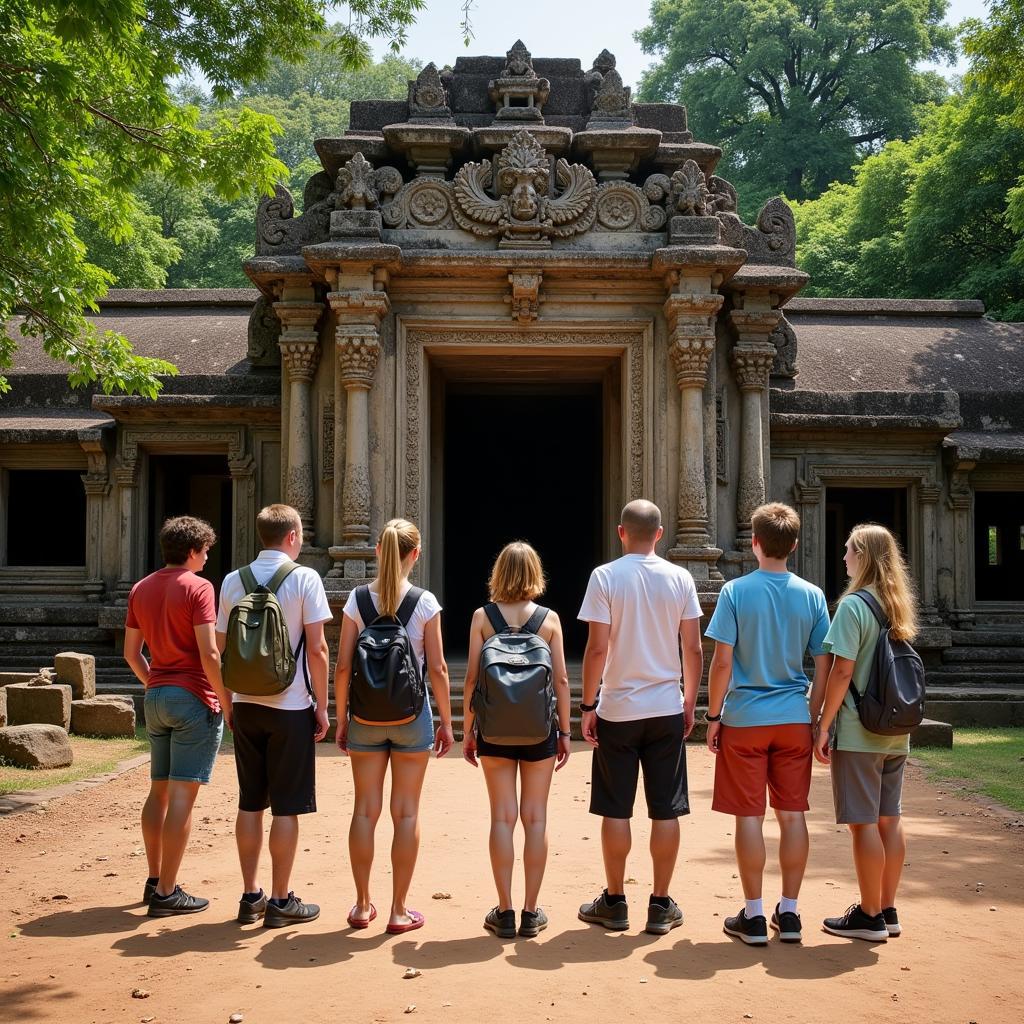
[{"x1": 506, "y1": 270, "x2": 543, "y2": 322}]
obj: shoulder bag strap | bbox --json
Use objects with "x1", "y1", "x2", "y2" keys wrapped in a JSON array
[
  {"x1": 483, "y1": 602, "x2": 508, "y2": 634},
  {"x1": 238, "y1": 565, "x2": 259, "y2": 594},
  {"x1": 266, "y1": 560, "x2": 300, "y2": 594},
  {"x1": 396, "y1": 586, "x2": 425, "y2": 628},
  {"x1": 521, "y1": 605, "x2": 550, "y2": 635},
  {"x1": 354, "y1": 585, "x2": 378, "y2": 627},
  {"x1": 853, "y1": 590, "x2": 890, "y2": 630}
]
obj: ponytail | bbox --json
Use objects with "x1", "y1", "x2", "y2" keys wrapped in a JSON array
[{"x1": 374, "y1": 518, "x2": 421, "y2": 617}]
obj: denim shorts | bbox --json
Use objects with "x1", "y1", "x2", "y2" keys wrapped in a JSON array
[
  {"x1": 347, "y1": 700, "x2": 434, "y2": 754},
  {"x1": 145, "y1": 685, "x2": 224, "y2": 784}
]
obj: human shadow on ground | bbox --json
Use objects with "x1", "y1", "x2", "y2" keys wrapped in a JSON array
[
  {"x1": 1, "y1": 982, "x2": 77, "y2": 1021},
  {"x1": 18, "y1": 904, "x2": 148, "y2": 939},
  {"x1": 256, "y1": 927, "x2": 394, "y2": 970},
  {"x1": 644, "y1": 936, "x2": 880, "y2": 981}
]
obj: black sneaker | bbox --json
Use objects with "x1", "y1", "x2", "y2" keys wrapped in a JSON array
[
  {"x1": 237, "y1": 889, "x2": 268, "y2": 924},
  {"x1": 645, "y1": 898, "x2": 684, "y2": 936},
  {"x1": 770, "y1": 904, "x2": 802, "y2": 943},
  {"x1": 518, "y1": 908, "x2": 548, "y2": 938},
  {"x1": 823, "y1": 904, "x2": 888, "y2": 942},
  {"x1": 578, "y1": 891, "x2": 629, "y2": 931},
  {"x1": 723, "y1": 908, "x2": 768, "y2": 945},
  {"x1": 142, "y1": 879, "x2": 157, "y2": 905},
  {"x1": 484, "y1": 907, "x2": 517, "y2": 939},
  {"x1": 147, "y1": 885, "x2": 209, "y2": 918},
  {"x1": 882, "y1": 906, "x2": 901, "y2": 937},
  {"x1": 263, "y1": 892, "x2": 320, "y2": 929}
]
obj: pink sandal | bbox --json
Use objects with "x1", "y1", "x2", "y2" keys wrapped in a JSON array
[
  {"x1": 386, "y1": 909, "x2": 424, "y2": 934},
  {"x1": 347, "y1": 903, "x2": 377, "y2": 929}
]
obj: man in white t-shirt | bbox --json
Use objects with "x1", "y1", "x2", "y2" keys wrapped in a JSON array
[
  {"x1": 215, "y1": 504, "x2": 332, "y2": 929},
  {"x1": 576, "y1": 499, "x2": 704, "y2": 936}
]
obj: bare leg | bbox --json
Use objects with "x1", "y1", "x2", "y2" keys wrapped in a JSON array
[
  {"x1": 848, "y1": 823, "x2": 885, "y2": 917},
  {"x1": 388, "y1": 751, "x2": 430, "y2": 927},
  {"x1": 235, "y1": 809, "x2": 264, "y2": 894},
  {"x1": 733, "y1": 815, "x2": 766, "y2": 899},
  {"x1": 775, "y1": 809, "x2": 809, "y2": 902},
  {"x1": 878, "y1": 815, "x2": 906, "y2": 909},
  {"x1": 141, "y1": 780, "x2": 169, "y2": 880},
  {"x1": 481, "y1": 757, "x2": 519, "y2": 912},
  {"x1": 348, "y1": 751, "x2": 388, "y2": 922},
  {"x1": 601, "y1": 817, "x2": 632, "y2": 894},
  {"x1": 650, "y1": 819, "x2": 680, "y2": 897},
  {"x1": 155, "y1": 780, "x2": 202, "y2": 896},
  {"x1": 518, "y1": 758, "x2": 555, "y2": 912},
  {"x1": 268, "y1": 815, "x2": 299, "y2": 900}
]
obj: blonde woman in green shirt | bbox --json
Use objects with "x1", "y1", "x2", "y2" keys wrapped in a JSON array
[{"x1": 813, "y1": 524, "x2": 918, "y2": 942}]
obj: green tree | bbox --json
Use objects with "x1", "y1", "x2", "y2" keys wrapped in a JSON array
[
  {"x1": 635, "y1": 0, "x2": 957, "y2": 210},
  {"x1": 0, "y1": 0, "x2": 425, "y2": 397},
  {"x1": 76, "y1": 207, "x2": 182, "y2": 289}
]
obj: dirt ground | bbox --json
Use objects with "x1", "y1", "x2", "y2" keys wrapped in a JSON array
[{"x1": 2, "y1": 743, "x2": 1022, "y2": 1024}]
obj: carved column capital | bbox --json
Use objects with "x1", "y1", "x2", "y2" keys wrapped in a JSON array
[
  {"x1": 336, "y1": 330, "x2": 381, "y2": 388},
  {"x1": 731, "y1": 346, "x2": 776, "y2": 392},
  {"x1": 669, "y1": 335, "x2": 714, "y2": 388},
  {"x1": 279, "y1": 340, "x2": 321, "y2": 383}
]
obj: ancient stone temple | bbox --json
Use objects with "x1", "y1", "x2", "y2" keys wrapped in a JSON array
[{"x1": 3, "y1": 44, "x2": 1024, "y2": 727}]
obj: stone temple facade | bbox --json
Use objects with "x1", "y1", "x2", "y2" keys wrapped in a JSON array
[{"x1": 3, "y1": 44, "x2": 1024, "y2": 727}]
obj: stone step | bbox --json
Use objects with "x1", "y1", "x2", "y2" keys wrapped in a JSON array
[
  {"x1": 927, "y1": 684, "x2": 1024, "y2": 700},
  {"x1": 942, "y1": 647, "x2": 1024, "y2": 664},
  {"x1": 951, "y1": 630, "x2": 1024, "y2": 647},
  {"x1": 0, "y1": 605, "x2": 102, "y2": 626},
  {"x1": 0, "y1": 625, "x2": 113, "y2": 645},
  {"x1": 926, "y1": 668, "x2": 1024, "y2": 686},
  {"x1": 926, "y1": 700, "x2": 1024, "y2": 727}
]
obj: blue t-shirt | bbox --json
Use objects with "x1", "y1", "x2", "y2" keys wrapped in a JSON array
[{"x1": 705, "y1": 570, "x2": 830, "y2": 727}]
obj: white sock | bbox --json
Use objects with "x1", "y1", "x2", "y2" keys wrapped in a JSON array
[
  {"x1": 745, "y1": 898, "x2": 764, "y2": 919},
  {"x1": 780, "y1": 896, "x2": 799, "y2": 915}
]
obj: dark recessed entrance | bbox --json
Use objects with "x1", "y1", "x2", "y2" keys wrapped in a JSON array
[
  {"x1": 6, "y1": 470, "x2": 86, "y2": 566},
  {"x1": 148, "y1": 454, "x2": 233, "y2": 591},
  {"x1": 442, "y1": 384, "x2": 603, "y2": 657},
  {"x1": 825, "y1": 486, "x2": 908, "y2": 601},
  {"x1": 974, "y1": 490, "x2": 1024, "y2": 602}
]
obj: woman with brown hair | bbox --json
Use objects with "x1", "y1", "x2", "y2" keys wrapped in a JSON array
[
  {"x1": 813, "y1": 523, "x2": 919, "y2": 942},
  {"x1": 462, "y1": 541, "x2": 571, "y2": 939},
  {"x1": 334, "y1": 518, "x2": 454, "y2": 934}
]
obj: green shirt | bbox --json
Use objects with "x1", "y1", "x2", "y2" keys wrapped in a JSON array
[{"x1": 822, "y1": 587, "x2": 911, "y2": 755}]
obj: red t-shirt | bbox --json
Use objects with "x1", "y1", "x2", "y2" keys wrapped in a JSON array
[{"x1": 126, "y1": 568, "x2": 219, "y2": 712}]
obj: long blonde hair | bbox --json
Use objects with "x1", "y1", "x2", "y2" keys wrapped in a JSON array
[
  {"x1": 376, "y1": 518, "x2": 420, "y2": 617},
  {"x1": 841, "y1": 524, "x2": 918, "y2": 641}
]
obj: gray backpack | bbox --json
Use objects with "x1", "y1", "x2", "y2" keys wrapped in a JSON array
[{"x1": 472, "y1": 603, "x2": 555, "y2": 745}]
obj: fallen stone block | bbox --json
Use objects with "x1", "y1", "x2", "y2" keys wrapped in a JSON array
[
  {"x1": 71, "y1": 697, "x2": 136, "y2": 738},
  {"x1": 6, "y1": 683, "x2": 72, "y2": 731},
  {"x1": 910, "y1": 718, "x2": 954, "y2": 749},
  {"x1": 54, "y1": 653, "x2": 96, "y2": 700},
  {"x1": 0, "y1": 724, "x2": 74, "y2": 769},
  {"x1": 0, "y1": 688, "x2": 6, "y2": 728}
]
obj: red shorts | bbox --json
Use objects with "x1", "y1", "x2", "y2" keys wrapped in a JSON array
[{"x1": 712, "y1": 723, "x2": 813, "y2": 817}]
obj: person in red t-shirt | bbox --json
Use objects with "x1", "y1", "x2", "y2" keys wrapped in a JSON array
[{"x1": 124, "y1": 515, "x2": 230, "y2": 918}]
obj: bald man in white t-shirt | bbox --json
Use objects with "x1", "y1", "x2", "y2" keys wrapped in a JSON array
[{"x1": 576, "y1": 500, "x2": 704, "y2": 936}]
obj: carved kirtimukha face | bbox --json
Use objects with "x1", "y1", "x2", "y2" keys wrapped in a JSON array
[{"x1": 496, "y1": 132, "x2": 550, "y2": 222}]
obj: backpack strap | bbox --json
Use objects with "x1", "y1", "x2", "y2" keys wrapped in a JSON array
[
  {"x1": 266, "y1": 560, "x2": 300, "y2": 594},
  {"x1": 521, "y1": 605, "x2": 550, "y2": 635},
  {"x1": 483, "y1": 602, "x2": 509, "y2": 634},
  {"x1": 854, "y1": 590, "x2": 890, "y2": 630},
  {"x1": 239, "y1": 565, "x2": 259, "y2": 594},
  {"x1": 354, "y1": 585, "x2": 378, "y2": 627},
  {"x1": 396, "y1": 586, "x2": 425, "y2": 628}
]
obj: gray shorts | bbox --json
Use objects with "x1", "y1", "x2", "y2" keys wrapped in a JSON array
[{"x1": 831, "y1": 749, "x2": 906, "y2": 824}]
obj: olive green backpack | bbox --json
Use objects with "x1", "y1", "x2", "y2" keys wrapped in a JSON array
[{"x1": 222, "y1": 562, "x2": 305, "y2": 696}]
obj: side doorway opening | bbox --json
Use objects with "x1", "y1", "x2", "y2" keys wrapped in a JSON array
[
  {"x1": 825, "y1": 486, "x2": 908, "y2": 602},
  {"x1": 974, "y1": 490, "x2": 1024, "y2": 602}
]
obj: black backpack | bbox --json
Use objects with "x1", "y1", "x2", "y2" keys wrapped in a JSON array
[
  {"x1": 350, "y1": 585, "x2": 427, "y2": 724},
  {"x1": 472, "y1": 603, "x2": 555, "y2": 745},
  {"x1": 848, "y1": 591, "x2": 926, "y2": 735}
]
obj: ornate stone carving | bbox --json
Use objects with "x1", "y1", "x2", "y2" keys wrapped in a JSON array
[
  {"x1": 669, "y1": 335, "x2": 714, "y2": 387},
  {"x1": 716, "y1": 389, "x2": 729, "y2": 485},
  {"x1": 585, "y1": 49, "x2": 617, "y2": 102},
  {"x1": 505, "y1": 270, "x2": 543, "y2": 322},
  {"x1": 336, "y1": 153, "x2": 403, "y2": 211},
  {"x1": 303, "y1": 171, "x2": 335, "y2": 209},
  {"x1": 671, "y1": 160, "x2": 710, "y2": 216},
  {"x1": 255, "y1": 182, "x2": 333, "y2": 256},
  {"x1": 731, "y1": 346, "x2": 775, "y2": 391},
  {"x1": 769, "y1": 315, "x2": 798, "y2": 378},
  {"x1": 280, "y1": 341, "x2": 320, "y2": 383},
  {"x1": 451, "y1": 130, "x2": 597, "y2": 247},
  {"x1": 489, "y1": 41, "x2": 550, "y2": 122},
  {"x1": 322, "y1": 395, "x2": 334, "y2": 482},
  {"x1": 382, "y1": 179, "x2": 456, "y2": 229},
  {"x1": 337, "y1": 332, "x2": 381, "y2": 386},
  {"x1": 707, "y1": 175, "x2": 737, "y2": 214},
  {"x1": 719, "y1": 197, "x2": 797, "y2": 266},
  {"x1": 408, "y1": 62, "x2": 452, "y2": 121},
  {"x1": 247, "y1": 295, "x2": 281, "y2": 367},
  {"x1": 594, "y1": 183, "x2": 666, "y2": 232},
  {"x1": 587, "y1": 64, "x2": 632, "y2": 128}
]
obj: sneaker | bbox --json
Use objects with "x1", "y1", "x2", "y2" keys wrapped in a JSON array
[
  {"x1": 645, "y1": 898, "x2": 684, "y2": 936},
  {"x1": 484, "y1": 907, "x2": 517, "y2": 939},
  {"x1": 882, "y1": 906, "x2": 901, "y2": 937},
  {"x1": 518, "y1": 908, "x2": 548, "y2": 938},
  {"x1": 822, "y1": 904, "x2": 888, "y2": 942},
  {"x1": 770, "y1": 904, "x2": 802, "y2": 943},
  {"x1": 142, "y1": 879, "x2": 157, "y2": 905},
  {"x1": 723, "y1": 908, "x2": 769, "y2": 945},
  {"x1": 263, "y1": 892, "x2": 320, "y2": 929},
  {"x1": 147, "y1": 885, "x2": 209, "y2": 918},
  {"x1": 237, "y1": 890, "x2": 268, "y2": 924},
  {"x1": 578, "y1": 891, "x2": 629, "y2": 931}
]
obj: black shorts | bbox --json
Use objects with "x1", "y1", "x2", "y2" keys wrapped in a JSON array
[
  {"x1": 477, "y1": 725, "x2": 557, "y2": 763},
  {"x1": 232, "y1": 702, "x2": 317, "y2": 816},
  {"x1": 590, "y1": 713, "x2": 689, "y2": 820}
]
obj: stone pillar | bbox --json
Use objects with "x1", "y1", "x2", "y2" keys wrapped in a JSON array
[
  {"x1": 326, "y1": 288, "x2": 390, "y2": 583},
  {"x1": 665, "y1": 292, "x2": 724, "y2": 579},
  {"x1": 113, "y1": 460, "x2": 139, "y2": 603},
  {"x1": 275, "y1": 299, "x2": 323, "y2": 547},
  {"x1": 948, "y1": 461, "x2": 975, "y2": 628},
  {"x1": 228, "y1": 454, "x2": 257, "y2": 564},
  {"x1": 919, "y1": 484, "x2": 941, "y2": 623},
  {"x1": 79, "y1": 438, "x2": 109, "y2": 602}
]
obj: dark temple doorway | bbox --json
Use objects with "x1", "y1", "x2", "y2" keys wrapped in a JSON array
[
  {"x1": 147, "y1": 454, "x2": 233, "y2": 592},
  {"x1": 442, "y1": 384, "x2": 604, "y2": 657},
  {"x1": 825, "y1": 486, "x2": 908, "y2": 602},
  {"x1": 975, "y1": 490, "x2": 1024, "y2": 602}
]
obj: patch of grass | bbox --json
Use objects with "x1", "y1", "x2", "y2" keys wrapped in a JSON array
[
  {"x1": 912, "y1": 727, "x2": 1024, "y2": 812},
  {"x1": 0, "y1": 726, "x2": 149, "y2": 796}
]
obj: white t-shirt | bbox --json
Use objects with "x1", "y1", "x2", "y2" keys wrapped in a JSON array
[
  {"x1": 342, "y1": 582, "x2": 442, "y2": 668},
  {"x1": 577, "y1": 553, "x2": 702, "y2": 722},
  {"x1": 216, "y1": 550, "x2": 333, "y2": 711}
]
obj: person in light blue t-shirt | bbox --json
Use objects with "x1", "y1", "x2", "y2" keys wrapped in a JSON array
[{"x1": 703, "y1": 503, "x2": 831, "y2": 946}]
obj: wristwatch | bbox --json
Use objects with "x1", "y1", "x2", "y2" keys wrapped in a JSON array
[
  {"x1": 579, "y1": 701, "x2": 598, "y2": 713},
  {"x1": 557, "y1": 729, "x2": 571, "y2": 738},
  {"x1": 704, "y1": 711, "x2": 723, "y2": 723}
]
